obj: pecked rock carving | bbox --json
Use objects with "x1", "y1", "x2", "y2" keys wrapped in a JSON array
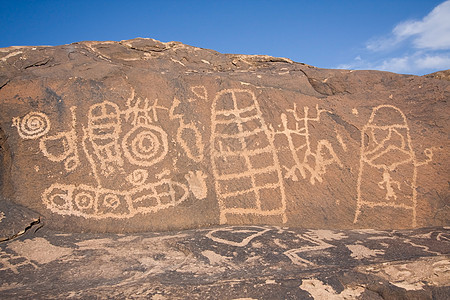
[{"x1": 0, "y1": 38, "x2": 448, "y2": 232}]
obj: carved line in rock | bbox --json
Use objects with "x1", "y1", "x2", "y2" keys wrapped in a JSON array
[
  {"x1": 273, "y1": 104, "x2": 343, "y2": 184},
  {"x1": 12, "y1": 111, "x2": 50, "y2": 140},
  {"x1": 210, "y1": 89, "x2": 287, "y2": 224},
  {"x1": 169, "y1": 97, "x2": 205, "y2": 163},
  {"x1": 205, "y1": 226, "x2": 338, "y2": 267},
  {"x1": 354, "y1": 105, "x2": 433, "y2": 227},
  {"x1": 11, "y1": 89, "x2": 194, "y2": 219},
  {"x1": 39, "y1": 106, "x2": 80, "y2": 172},
  {"x1": 42, "y1": 179, "x2": 188, "y2": 219}
]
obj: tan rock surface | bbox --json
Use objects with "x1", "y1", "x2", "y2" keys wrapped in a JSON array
[{"x1": 0, "y1": 38, "x2": 448, "y2": 232}]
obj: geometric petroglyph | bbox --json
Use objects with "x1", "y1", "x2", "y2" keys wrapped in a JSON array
[
  {"x1": 210, "y1": 89, "x2": 287, "y2": 224},
  {"x1": 354, "y1": 105, "x2": 433, "y2": 227},
  {"x1": 87, "y1": 101, "x2": 124, "y2": 176},
  {"x1": 12, "y1": 111, "x2": 50, "y2": 140},
  {"x1": 121, "y1": 124, "x2": 168, "y2": 167},
  {"x1": 42, "y1": 179, "x2": 188, "y2": 219},
  {"x1": 273, "y1": 104, "x2": 343, "y2": 185},
  {"x1": 12, "y1": 91, "x2": 191, "y2": 219},
  {"x1": 39, "y1": 106, "x2": 80, "y2": 172}
]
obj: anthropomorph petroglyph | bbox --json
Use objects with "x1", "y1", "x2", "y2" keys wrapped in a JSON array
[
  {"x1": 354, "y1": 105, "x2": 433, "y2": 227},
  {"x1": 272, "y1": 104, "x2": 343, "y2": 185},
  {"x1": 210, "y1": 89, "x2": 287, "y2": 224}
]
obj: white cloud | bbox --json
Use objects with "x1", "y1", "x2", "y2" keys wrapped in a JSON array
[
  {"x1": 337, "y1": 52, "x2": 450, "y2": 74},
  {"x1": 338, "y1": 1, "x2": 450, "y2": 74},
  {"x1": 393, "y1": 0, "x2": 450, "y2": 50}
]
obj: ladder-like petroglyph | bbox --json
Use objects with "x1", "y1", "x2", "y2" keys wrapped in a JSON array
[
  {"x1": 86, "y1": 101, "x2": 124, "y2": 176},
  {"x1": 210, "y1": 89, "x2": 287, "y2": 224},
  {"x1": 354, "y1": 105, "x2": 433, "y2": 227},
  {"x1": 272, "y1": 104, "x2": 343, "y2": 185}
]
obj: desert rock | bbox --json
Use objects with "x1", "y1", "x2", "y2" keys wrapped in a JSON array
[{"x1": 0, "y1": 38, "x2": 448, "y2": 232}]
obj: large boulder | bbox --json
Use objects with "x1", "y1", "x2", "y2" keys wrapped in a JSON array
[{"x1": 0, "y1": 38, "x2": 448, "y2": 232}]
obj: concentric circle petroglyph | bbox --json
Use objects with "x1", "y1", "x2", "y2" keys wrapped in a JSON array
[
  {"x1": 12, "y1": 111, "x2": 50, "y2": 139},
  {"x1": 122, "y1": 125, "x2": 168, "y2": 167},
  {"x1": 74, "y1": 192, "x2": 95, "y2": 210}
]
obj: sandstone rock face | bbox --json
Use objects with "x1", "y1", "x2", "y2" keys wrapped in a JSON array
[{"x1": 0, "y1": 38, "x2": 448, "y2": 232}]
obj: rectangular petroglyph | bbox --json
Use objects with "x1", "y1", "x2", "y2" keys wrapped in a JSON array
[{"x1": 211, "y1": 89, "x2": 287, "y2": 224}]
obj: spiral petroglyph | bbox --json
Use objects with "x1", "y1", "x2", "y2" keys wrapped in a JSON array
[
  {"x1": 12, "y1": 111, "x2": 50, "y2": 139},
  {"x1": 122, "y1": 125, "x2": 168, "y2": 167}
]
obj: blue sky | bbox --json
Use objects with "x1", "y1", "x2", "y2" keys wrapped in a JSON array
[{"x1": 1, "y1": 0, "x2": 449, "y2": 75}]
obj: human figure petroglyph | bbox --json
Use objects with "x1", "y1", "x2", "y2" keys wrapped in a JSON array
[
  {"x1": 210, "y1": 89, "x2": 287, "y2": 224},
  {"x1": 12, "y1": 111, "x2": 50, "y2": 140},
  {"x1": 354, "y1": 105, "x2": 433, "y2": 227},
  {"x1": 272, "y1": 104, "x2": 343, "y2": 185},
  {"x1": 39, "y1": 106, "x2": 80, "y2": 172},
  {"x1": 169, "y1": 97, "x2": 205, "y2": 162}
]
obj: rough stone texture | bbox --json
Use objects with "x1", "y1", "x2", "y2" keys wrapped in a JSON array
[
  {"x1": 0, "y1": 38, "x2": 449, "y2": 233},
  {"x1": 0, "y1": 226, "x2": 449, "y2": 299},
  {"x1": 424, "y1": 69, "x2": 450, "y2": 81},
  {"x1": 0, "y1": 198, "x2": 40, "y2": 241}
]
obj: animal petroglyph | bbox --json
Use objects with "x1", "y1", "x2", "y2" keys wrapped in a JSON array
[
  {"x1": 39, "y1": 106, "x2": 80, "y2": 172},
  {"x1": 12, "y1": 111, "x2": 50, "y2": 139},
  {"x1": 42, "y1": 179, "x2": 188, "y2": 219},
  {"x1": 354, "y1": 105, "x2": 433, "y2": 227},
  {"x1": 273, "y1": 104, "x2": 343, "y2": 184},
  {"x1": 210, "y1": 89, "x2": 287, "y2": 224},
  {"x1": 169, "y1": 97, "x2": 205, "y2": 162}
]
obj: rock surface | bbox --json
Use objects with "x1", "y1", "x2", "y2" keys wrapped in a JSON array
[
  {"x1": 0, "y1": 225, "x2": 449, "y2": 299},
  {"x1": 0, "y1": 38, "x2": 449, "y2": 232}
]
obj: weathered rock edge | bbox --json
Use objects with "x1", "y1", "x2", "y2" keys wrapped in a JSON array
[{"x1": 0, "y1": 226, "x2": 449, "y2": 299}]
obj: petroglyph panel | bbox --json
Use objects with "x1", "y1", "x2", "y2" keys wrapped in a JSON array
[
  {"x1": 354, "y1": 105, "x2": 433, "y2": 227},
  {"x1": 272, "y1": 104, "x2": 343, "y2": 185}
]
